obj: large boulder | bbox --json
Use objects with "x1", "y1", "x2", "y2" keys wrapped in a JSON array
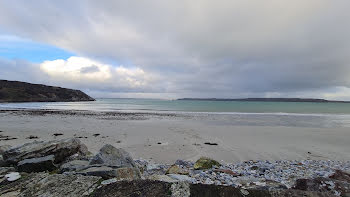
[
  {"x1": 17, "y1": 155, "x2": 57, "y2": 173},
  {"x1": 89, "y1": 144, "x2": 136, "y2": 168},
  {"x1": 194, "y1": 157, "x2": 221, "y2": 170},
  {"x1": 3, "y1": 138, "x2": 87, "y2": 165},
  {"x1": 78, "y1": 166, "x2": 141, "y2": 180}
]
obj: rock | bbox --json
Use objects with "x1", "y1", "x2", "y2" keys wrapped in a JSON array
[
  {"x1": 60, "y1": 160, "x2": 89, "y2": 172},
  {"x1": 3, "y1": 138, "x2": 87, "y2": 165},
  {"x1": 5, "y1": 172, "x2": 21, "y2": 182},
  {"x1": 194, "y1": 157, "x2": 221, "y2": 170},
  {"x1": 214, "y1": 169, "x2": 240, "y2": 176},
  {"x1": 90, "y1": 180, "x2": 172, "y2": 197},
  {"x1": 329, "y1": 170, "x2": 350, "y2": 182},
  {"x1": 167, "y1": 174, "x2": 196, "y2": 183},
  {"x1": 171, "y1": 181, "x2": 190, "y2": 197},
  {"x1": 149, "y1": 174, "x2": 178, "y2": 183},
  {"x1": 0, "y1": 145, "x2": 11, "y2": 155},
  {"x1": 17, "y1": 155, "x2": 57, "y2": 172},
  {"x1": 89, "y1": 144, "x2": 136, "y2": 168},
  {"x1": 4, "y1": 173, "x2": 99, "y2": 197},
  {"x1": 78, "y1": 166, "x2": 140, "y2": 180},
  {"x1": 166, "y1": 165, "x2": 189, "y2": 175},
  {"x1": 294, "y1": 177, "x2": 350, "y2": 196}
]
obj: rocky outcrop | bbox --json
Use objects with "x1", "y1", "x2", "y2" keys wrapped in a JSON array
[
  {"x1": 0, "y1": 80, "x2": 95, "y2": 102},
  {"x1": 3, "y1": 138, "x2": 87, "y2": 166}
]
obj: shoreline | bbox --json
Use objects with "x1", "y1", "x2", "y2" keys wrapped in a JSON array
[{"x1": 1, "y1": 109, "x2": 350, "y2": 164}]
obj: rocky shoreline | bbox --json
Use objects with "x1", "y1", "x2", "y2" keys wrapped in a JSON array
[{"x1": 0, "y1": 138, "x2": 349, "y2": 196}]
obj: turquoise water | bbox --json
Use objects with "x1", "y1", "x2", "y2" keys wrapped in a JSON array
[{"x1": 1, "y1": 98, "x2": 350, "y2": 114}]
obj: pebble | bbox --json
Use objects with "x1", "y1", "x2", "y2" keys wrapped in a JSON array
[{"x1": 143, "y1": 160, "x2": 350, "y2": 189}]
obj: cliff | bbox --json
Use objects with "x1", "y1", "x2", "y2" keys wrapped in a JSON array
[{"x1": 0, "y1": 80, "x2": 95, "y2": 102}]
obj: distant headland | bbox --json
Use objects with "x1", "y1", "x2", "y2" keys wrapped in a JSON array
[
  {"x1": 0, "y1": 80, "x2": 95, "y2": 103},
  {"x1": 178, "y1": 98, "x2": 350, "y2": 103}
]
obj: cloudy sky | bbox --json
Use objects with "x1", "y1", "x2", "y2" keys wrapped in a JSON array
[{"x1": 0, "y1": 1, "x2": 350, "y2": 99}]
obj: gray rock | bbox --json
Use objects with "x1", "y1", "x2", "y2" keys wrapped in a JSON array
[
  {"x1": 78, "y1": 166, "x2": 141, "y2": 180},
  {"x1": 3, "y1": 138, "x2": 87, "y2": 165},
  {"x1": 0, "y1": 172, "x2": 100, "y2": 197},
  {"x1": 17, "y1": 155, "x2": 57, "y2": 173},
  {"x1": 60, "y1": 160, "x2": 89, "y2": 172},
  {"x1": 89, "y1": 144, "x2": 136, "y2": 168},
  {"x1": 167, "y1": 174, "x2": 196, "y2": 183},
  {"x1": 0, "y1": 145, "x2": 11, "y2": 155}
]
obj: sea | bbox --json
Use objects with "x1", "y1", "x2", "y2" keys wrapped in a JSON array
[{"x1": 2, "y1": 98, "x2": 350, "y2": 128}]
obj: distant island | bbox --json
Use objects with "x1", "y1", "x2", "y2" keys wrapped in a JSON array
[
  {"x1": 0, "y1": 80, "x2": 95, "y2": 103},
  {"x1": 178, "y1": 98, "x2": 350, "y2": 103}
]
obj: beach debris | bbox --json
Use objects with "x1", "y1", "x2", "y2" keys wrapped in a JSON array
[
  {"x1": 157, "y1": 142, "x2": 162, "y2": 145},
  {"x1": 116, "y1": 140, "x2": 121, "y2": 143},
  {"x1": 5, "y1": 172, "x2": 21, "y2": 181},
  {"x1": 26, "y1": 135, "x2": 39, "y2": 139},
  {"x1": 204, "y1": 142, "x2": 218, "y2": 146},
  {"x1": 53, "y1": 133, "x2": 63, "y2": 136},
  {"x1": 93, "y1": 133, "x2": 100, "y2": 137},
  {"x1": 194, "y1": 157, "x2": 221, "y2": 170}
]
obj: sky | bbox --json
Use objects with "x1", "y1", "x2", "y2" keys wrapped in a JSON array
[{"x1": 0, "y1": 0, "x2": 350, "y2": 99}]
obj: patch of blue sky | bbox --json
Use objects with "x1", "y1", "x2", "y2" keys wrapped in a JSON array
[{"x1": 0, "y1": 34, "x2": 74, "y2": 63}]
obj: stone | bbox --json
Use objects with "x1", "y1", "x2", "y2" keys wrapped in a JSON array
[
  {"x1": 329, "y1": 170, "x2": 350, "y2": 182},
  {"x1": 60, "y1": 160, "x2": 89, "y2": 172},
  {"x1": 294, "y1": 177, "x2": 350, "y2": 196},
  {"x1": 17, "y1": 155, "x2": 57, "y2": 172},
  {"x1": 214, "y1": 169, "x2": 240, "y2": 176},
  {"x1": 0, "y1": 145, "x2": 11, "y2": 155},
  {"x1": 149, "y1": 174, "x2": 178, "y2": 183},
  {"x1": 90, "y1": 180, "x2": 172, "y2": 197},
  {"x1": 167, "y1": 174, "x2": 196, "y2": 183},
  {"x1": 78, "y1": 166, "x2": 140, "y2": 180},
  {"x1": 194, "y1": 157, "x2": 221, "y2": 170},
  {"x1": 166, "y1": 165, "x2": 189, "y2": 175},
  {"x1": 171, "y1": 181, "x2": 190, "y2": 197},
  {"x1": 3, "y1": 138, "x2": 86, "y2": 165},
  {"x1": 4, "y1": 172, "x2": 21, "y2": 182},
  {"x1": 89, "y1": 144, "x2": 136, "y2": 168},
  {"x1": 20, "y1": 174, "x2": 100, "y2": 197}
]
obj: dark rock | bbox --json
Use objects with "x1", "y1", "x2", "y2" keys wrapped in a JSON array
[
  {"x1": 3, "y1": 138, "x2": 87, "y2": 165},
  {"x1": 294, "y1": 176, "x2": 350, "y2": 196},
  {"x1": 93, "y1": 134, "x2": 100, "y2": 137},
  {"x1": 90, "y1": 180, "x2": 172, "y2": 197},
  {"x1": 53, "y1": 133, "x2": 64, "y2": 136},
  {"x1": 89, "y1": 144, "x2": 136, "y2": 168},
  {"x1": 329, "y1": 170, "x2": 350, "y2": 182},
  {"x1": 0, "y1": 79, "x2": 95, "y2": 102},
  {"x1": 17, "y1": 155, "x2": 57, "y2": 172}
]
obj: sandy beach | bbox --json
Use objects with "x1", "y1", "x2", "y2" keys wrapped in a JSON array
[{"x1": 1, "y1": 109, "x2": 350, "y2": 164}]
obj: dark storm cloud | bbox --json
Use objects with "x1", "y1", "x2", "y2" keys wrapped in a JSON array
[{"x1": 0, "y1": 0, "x2": 350, "y2": 99}]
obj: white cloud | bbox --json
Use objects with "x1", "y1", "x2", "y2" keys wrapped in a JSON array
[{"x1": 1, "y1": 1, "x2": 350, "y2": 99}]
